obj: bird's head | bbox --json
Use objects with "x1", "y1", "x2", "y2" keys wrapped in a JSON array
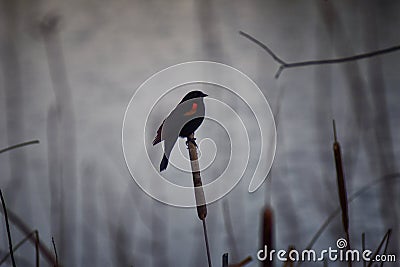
[{"x1": 180, "y1": 90, "x2": 208, "y2": 103}]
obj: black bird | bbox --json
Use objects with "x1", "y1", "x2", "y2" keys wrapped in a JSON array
[{"x1": 153, "y1": 90, "x2": 208, "y2": 171}]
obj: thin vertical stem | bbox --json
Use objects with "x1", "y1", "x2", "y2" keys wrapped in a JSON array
[
  {"x1": 0, "y1": 205, "x2": 57, "y2": 265},
  {"x1": 332, "y1": 120, "x2": 338, "y2": 142},
  {"x1": 0, "y1": 190, "x2": 17, "y2": 267},
  {"x1": 203, "y1": 220, "x2": 212, "y2": 267},
  {"x1": 52, "y1": 237, "x2": 59, "y2": 267},
  {"x1": 0, "y1": 230, "x2": 38, "y2": 265},
  {"x1": 380, "y1": 230, "x2": 391, "y2": 267},
  {"x1": 34, "y1": 230, "x2": 40, "y2": 267},
  {"x1": 367, "y1": 229, "x2": 391, "y2": 267}
]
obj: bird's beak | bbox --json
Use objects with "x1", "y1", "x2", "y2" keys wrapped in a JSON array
[{"x1": 202, "y1": 93, "x2": 208, "y2": 97}]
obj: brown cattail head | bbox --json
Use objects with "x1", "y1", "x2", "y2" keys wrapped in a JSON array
[
  {"x1": 187, "y1": 134, "x2": 207, "y2": 220},
  {"x1": 332, "y1": 120, "x2": 350, "y2": 234},
  {"x1": 262, "y1": 206, "x2": 273, "y2": 267},
  {"x1": 222, "y1": 253, "x2": 229, "y2": 267}
]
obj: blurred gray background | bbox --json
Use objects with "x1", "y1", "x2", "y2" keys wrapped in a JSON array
[{"x1": 0, "y1": 0, "x2": 399, "y2": 266}]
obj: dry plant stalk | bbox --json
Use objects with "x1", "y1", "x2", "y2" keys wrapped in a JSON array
[
  {"x1": 367, "y1": 229, "x2": 392, "y2": 267},
  {"x1": 35, "y1": 231, "x2": 39, "y2": 267},
  {"x1": 262, "y1": 206, "x2": 273, "y2": 267},
  {"x1": 0, "y1": 189, "x2": 17, "y2": 267},
  {"x1": 379, "y1": 230, "x2": 391, "y2": 267},
  {"x1": 332, "y1": 120, "x2": 351, "y2": 267},
  {"x1": 187, "y1": 133, "x2": 211, "y2": 267},
  {"x1": 0, "y1": 230, "x2": 40, "y2": 266},
  {"x1": 239, "y1": 31, "x2": 400, "y2": 78},
  {"x1": 52, "y1": 237, "x2": 59, "y2": 267},
  {"x1": 302, "y1": 173, "x2": 400, "y2": 254},
  {"x1": 0, "y1": 140, "x2": 58, "y2": 266},
  {"x1": 0, "y1": 140, "x2": 39, "y2": 154}
]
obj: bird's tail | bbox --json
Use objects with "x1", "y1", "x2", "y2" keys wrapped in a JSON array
[
  {"x1": 160, "y1": 154, "x2": 169, "y2": 171},
  {"x1": 152, "y1": 134, "x2": 161, "y2": 145}
]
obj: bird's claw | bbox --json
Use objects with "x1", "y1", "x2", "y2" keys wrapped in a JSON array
[{"x1": 186, "y1": 137, "x2": 198, "y2": 148}]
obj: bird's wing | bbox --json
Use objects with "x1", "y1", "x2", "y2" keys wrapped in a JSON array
[
  {"x1": 152, "y1": 120, "x2": 164, "y2": 145},
  {"x1": 152, "y1": 100, "x2": 189, "y2": 146},
  {"x1": 164, "y1": 101, "x2": 193, "y2": 130},
  {"x1": 159, "y1": 101, "x2": 192, "y2": 154}
]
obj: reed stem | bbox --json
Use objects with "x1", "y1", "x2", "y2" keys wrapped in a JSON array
[
  {"x1": 52, "y1": 237, "x2": 59, "y2": 267},
  {"x1": 0, "y1": 189, "x2": 17, "y2": 267}
]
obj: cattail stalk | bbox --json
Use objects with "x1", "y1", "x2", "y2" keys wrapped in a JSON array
[
  {"x1": 187, "y1": 134, "x2": 207, "y2": 220},
  {"x1": 187, "y1": 133, "x2": 211, "y2": 267},
  {"x1": 332, "y1": 120, "x2": 351, "y2": 267}
]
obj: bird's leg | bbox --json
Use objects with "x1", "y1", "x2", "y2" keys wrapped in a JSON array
[{"x1": 186, "y1": 135, "x2": 198, "y2": 148}]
